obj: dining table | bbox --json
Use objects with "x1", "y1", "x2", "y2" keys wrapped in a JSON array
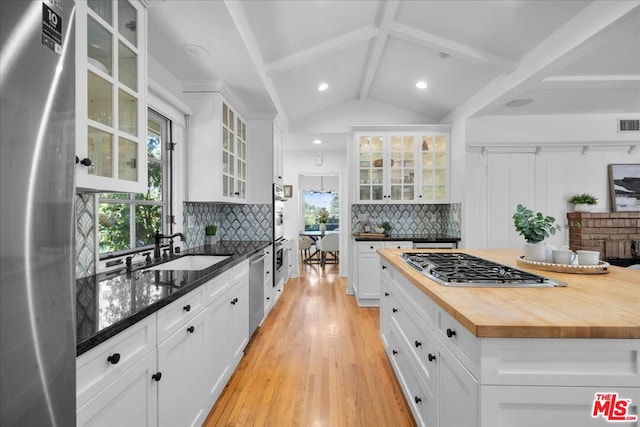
[{"x1": 299, "y1": 230, "x2": 338, "y2": 264}]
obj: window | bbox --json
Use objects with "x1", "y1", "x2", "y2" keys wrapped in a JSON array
[
  {"x1": 98, "y1": 109, "x2": 170, "y2": 254},
  {"x1": 303, "y1": 191, "x2": 339, "y2": 231}
]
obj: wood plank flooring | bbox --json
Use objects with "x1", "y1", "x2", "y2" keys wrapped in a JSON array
[{"x1": 203, "y1": 260, "x2": 415, "y2": 426}]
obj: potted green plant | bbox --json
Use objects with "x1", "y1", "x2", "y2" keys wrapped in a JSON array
[
  {"x1": 568, "y1": 193, "x2": 598, "y2": 212},
  {"x1": 205, "y1": 224, "x2": 218, "y2": 246},
  {"x1": 316, "y1": 208, "x2": 329, "y2": 233},
  {"x1": 377, "y1": 221, "x2": 393, "y2": 236},
  {"x1": 513, "y1": 204, "x2": 561, "y2": 261}
]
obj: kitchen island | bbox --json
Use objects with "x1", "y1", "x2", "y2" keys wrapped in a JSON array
[{"x1": 377, "y1": 248, "x2": 640, "y2": 427}]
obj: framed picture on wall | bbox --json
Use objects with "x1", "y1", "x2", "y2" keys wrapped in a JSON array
[
  {"x1": 608, "y1": 164, "x2": 640, "y2": 212},
  {"x1": 283, "y1": 185, "x2": 293, "y2": 198}
]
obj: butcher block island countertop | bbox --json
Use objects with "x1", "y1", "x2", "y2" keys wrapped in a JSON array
[{"x1": 377, "y1": 248, "x2": 640, "y2": 339}]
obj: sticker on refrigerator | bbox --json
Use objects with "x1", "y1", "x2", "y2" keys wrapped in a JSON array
[{"x1": 42, "y1": 2, "x2": 63, "y2": 55}]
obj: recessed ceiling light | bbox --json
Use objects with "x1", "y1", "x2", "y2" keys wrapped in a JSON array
[
  {"x1": 318, "y1": 82, "x2": 329, "y2": 92},
  {"x1": 416, "y1": 81, "x2": 428, "y2": 90},
  {"x1": 313, "y1": 139, "x2": 322, "y2": 145},
  {"x1": 183, "y1": 44, "x2": 209, "y2": 58},
  {"x1": 505, "y1": 98, "x2": 534, "y2": 108}
]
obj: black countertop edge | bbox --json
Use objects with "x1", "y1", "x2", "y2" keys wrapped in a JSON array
[
  {"x1": 76, "y1": 240, "x2": 272, "y2": 356},
  {"x1": 353, "y1": 235, "x2": 461, "y2": 242}
]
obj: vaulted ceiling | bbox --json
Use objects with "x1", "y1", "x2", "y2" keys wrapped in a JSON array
[{"x1": 148, "y1": 1, "x2": 640, "y2": 137}]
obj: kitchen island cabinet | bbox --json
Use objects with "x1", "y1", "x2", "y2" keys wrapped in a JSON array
[{"x1": 378, "y1": 248, "x2": 640, "y2": 427}]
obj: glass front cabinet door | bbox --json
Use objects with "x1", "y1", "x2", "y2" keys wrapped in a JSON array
[
  {"x1": 354, "y1": 127, "x2": 450, "y2": 203},
  {"x1": 76, "y1": 0, "x2": 148, "y2": 193}
]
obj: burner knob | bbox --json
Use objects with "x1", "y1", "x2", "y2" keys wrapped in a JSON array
[{"x1": 446, "y1": 328, "x2": 456, "y2": 338}]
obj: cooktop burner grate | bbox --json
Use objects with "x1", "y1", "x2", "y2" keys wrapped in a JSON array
[{"x1": 402, "y1": 252, "x2": 566, "y2": 287}]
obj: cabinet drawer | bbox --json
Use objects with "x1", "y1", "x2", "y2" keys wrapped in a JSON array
[
  {"x1": 358, "y1": 242, "x2": 385, "y2": 253},
  {"x1": 206, "y1": 270, "x2": 233, "y2": 305},
  {"x1": 156, "y1": 286, "x2": 206, "y2": 344},
  {"x1": 435, "y1": 305, "x2": 479, "y2": 374},
  {"x1": 233, "y1": 260, "x2": 249, "y2": 282},
  {"x1": 77, "y1": 314, "x2": 156, "y2": 409},
  {"x1": 386, "y1": 241, "x2": 412, "y2": 249},
  {"x1": 394, "y1": 272, "x2": 435, "y2": 328}
]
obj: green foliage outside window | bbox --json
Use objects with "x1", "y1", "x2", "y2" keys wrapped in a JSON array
[{"x1": 304, "y1": 192, "x2": 339, "y2": 231}]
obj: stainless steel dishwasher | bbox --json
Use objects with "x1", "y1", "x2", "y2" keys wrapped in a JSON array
[{"x1": 249, "y1": 250, "x2": 267, "y2": 337}]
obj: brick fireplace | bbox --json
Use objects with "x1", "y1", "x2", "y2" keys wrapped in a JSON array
[{"x1": 567, "y1": 212, "x2": 640, "y2": 265}]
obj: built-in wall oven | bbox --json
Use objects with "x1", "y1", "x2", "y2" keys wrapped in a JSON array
[{"x1": 273, "y1": 184, "x2": 286, "y2": 287}]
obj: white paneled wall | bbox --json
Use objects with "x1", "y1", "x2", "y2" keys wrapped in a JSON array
[{"x1": 465, "y1": 148, "x2": 640, "y2": 249}]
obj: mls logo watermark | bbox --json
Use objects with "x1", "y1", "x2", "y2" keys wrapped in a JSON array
[{"x1": 592, "y1": 393, "x2": 638, "y2": 422}]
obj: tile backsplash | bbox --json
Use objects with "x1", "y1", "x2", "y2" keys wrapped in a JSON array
[
  {"x1": 75, "y1": 193, "x2": 96, "y2": 279},
  {"x1": 351, "y1": 203, "x2": 461, "y2": 237},
  {"x1": 183, "y1": 202, "x2": 272, "y2": 248}
]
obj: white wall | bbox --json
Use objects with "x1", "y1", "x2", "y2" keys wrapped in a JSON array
[
  {"x1": 282, "y1": 145, "x2": 349, "y2": 278},
  {"x1": 464, "y1": 114, "x2": 640, "y2": 250}
]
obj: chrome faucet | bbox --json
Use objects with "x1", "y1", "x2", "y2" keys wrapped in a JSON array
[{"x1": 154, "y1": 230, "x2": 185, "y2": 261}]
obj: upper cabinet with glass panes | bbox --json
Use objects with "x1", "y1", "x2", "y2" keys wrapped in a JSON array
[
  {"x1": 184, "y1": 92, "x2": 248, "y2": 203},
  {"x1": 353, "y1": 126, "x2": 451, "y2": 204},
  {"x1": 75, "y1": 0, "x2": 148, "y2": 193}
]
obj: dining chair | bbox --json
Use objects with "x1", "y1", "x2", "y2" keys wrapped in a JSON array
[
  {"x1": 315, "y1": 233, "x2": 339, "y2": 266},
  {"x1": 299, "y1": 235, "x2": 314, "y2": 263}
]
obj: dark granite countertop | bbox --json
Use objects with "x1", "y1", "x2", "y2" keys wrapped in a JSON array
[
  {"x1": 75, "y1": 240, "x2": 271, "y2": 356},
  {"x1": 353, "y1": 233, "x2": 460, "y2": 243}
]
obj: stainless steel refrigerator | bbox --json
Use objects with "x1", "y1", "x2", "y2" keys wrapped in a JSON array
[{"x1": 1, "y1": 0, "x2": 76, "y2": 425}]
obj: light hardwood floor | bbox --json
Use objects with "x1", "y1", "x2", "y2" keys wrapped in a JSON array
[{"x1": 204, "y1": 259, "x2": 415, "y2": 426}]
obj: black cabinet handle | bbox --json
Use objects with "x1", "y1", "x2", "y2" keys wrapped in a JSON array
[
  {"x1": 183, "y1": 304, "x2": 191, "y2": 312},
  {"x1": 392, "y1": 349, "x2": 398, "y2": 355},
  {"x1": 396, "y1": 246, "x2": 401, "y2": 249},
  {"x1": 231, "y1": 297, "x2": 238, "y2": 305},
  {"x1": 384, "y1": 292, "x2": 390, "y2": 297},
  {"x1": 446, "y1": 328, "x2": 456, "y2": 338},
  {"x1": 75, "y1": 156, "x2": 92, "y2": 167},
  {"x1": 107, "y1": 353, "x2": 120, "y2": 364},
  {"x1": 234, "y1": 192, "x2": 240, "y2": 196},
  {"x1": 414, "y1": 340, "x2": 422, "y2": 348},
  {"x1": 152, "y1": 372, "x2": 162, "y2": 382},
  {"x1": 187, "y1": 326, "x2": 195, "y2": 333},
  {"x1": 428, "y1": 353, "x2": 436, "y2": 362},
  {"x1": 414, "y1": 396, "x2": 422, "y2": 404},
  {"x1": 266, "y1": 297, "x2": 270, "y2": 300},
  {"x1": 392, "y1": 308, "x2": 398, "y2": 313},
  {"x1": 381, "y1": 265, "x2": 387, "y2": 270},
  {"x1": 370, "y1": 246, "x2": 374, "y2": 249}
]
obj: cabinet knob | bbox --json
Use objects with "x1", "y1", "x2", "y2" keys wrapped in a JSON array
[
  {"x1": 446, "y1": 328, "x2": 456, "y2": 338},
  {"x1": 392, "y1": 308, "x2": 398, "y2": 313},
  {"x1": 370, "y1": 246, "x2": 374, "y2": 249},
  {"x1": 183, "y1": 304, "x2": 191, "y2": 312},
  {"x1": 381, "y1": 265, "x2": 387, "y2": 270},
  {"x1": 266, "y1": 297, "x2": 270, "y2": 300},
  {"x1": 231, "y1": 297, "x2": 238, "y2": 305},
  {"x1": 234, "y1": 192, "x2": 240, "y2": 196},
  {"x1": 414, "y1": 340, "x2": 422, "y2": 348},
  {"x1": 384, "y1": 292, "x2": 390, "y2": 297},
  {"x1": 187, "y1": 325, "x2": 195, "y2": 333},
  {"x1": 107, "y1": 353, "x2": 120, "y2": 364},
  {"x1": 75, "y1": 156, "x2": 92, "y2": 167},
  {"x1": 418, "y1": 195, "x2": 422, "y2": 198},
  {"x1": 152, "y1": 372, "x2": 162, "y2": 382},
  {"x1": 428, "y1": 353, "x2": 436, "y2": 362},
  {"x1": 414, "y1": 396, "x2": 422, "y2": 404},
  {"x1": 392, "y1": 349, "x2": 398, "y2": 355}
]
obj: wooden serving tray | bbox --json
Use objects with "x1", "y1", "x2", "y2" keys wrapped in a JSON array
[{"x1": 517, "y1": 256, "x2": 609, "y2": 274}]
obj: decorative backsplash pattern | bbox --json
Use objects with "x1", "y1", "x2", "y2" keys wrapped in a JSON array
[
  {"x1": 351, "y1": 203, "x2": 461, "y2": 237},
  {"x1": 183, "y1": 202, "x2": 272, "y2": 248},
  {"x1": 76, "y1": 194, "x2": 96, "y2": 279}
]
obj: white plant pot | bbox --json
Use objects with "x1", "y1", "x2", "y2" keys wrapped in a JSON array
[
  {"x1": 319, "y1": 223, "x2": 326, "y2": 233},
  {"x1": 573, "y1": 203, "x2": 593, "y2": 213},
  {"x1": 523, "y1": 243, "x2": 548, "y2": 262},
  {"x1": 205, "y1": 235, "x2": 218, "y2": 246}
]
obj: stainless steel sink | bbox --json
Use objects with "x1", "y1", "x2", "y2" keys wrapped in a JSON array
[{"x1": 145, "y1": 255, "x2": 230, "y2": 271}]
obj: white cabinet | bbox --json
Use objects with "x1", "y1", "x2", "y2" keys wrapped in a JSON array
[
  {"x1": 75, "y1": 0, "x2": 148, "y2": 193},
  {"x1": 352, "y1": 126, "x2": 451, "y2": 204},
  {"x1": 77, "y1": 350, "x2": 158, "y2": 427},
  {"x1": 229, "y1": 270, "x2": 249, "y2": 366},
  {"x1": 264, "y1": 246, "x2": 274, "y2": 317},
  {"x1": 354, "y1": 241, "x2": 412, "y2": 306},
  {"x1": 185, "y1": 92, "x2": 247, "y2": 202},
  {"x1": 273, "y1": 124, "x2": 284, "y2": 184},
  {"x1": 157, "y1": 309, "x2": 207, "y2": 427},
  {"x1": 203, "y1": 288, "x2": 231, "y2": 407},
  {"x1": 381, "y1": 259, "x2": 638, "y2": 427}
]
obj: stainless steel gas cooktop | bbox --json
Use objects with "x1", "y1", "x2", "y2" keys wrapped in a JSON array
[{"x1": 402, "y1": 252, "x2": 566, "y2": 288}]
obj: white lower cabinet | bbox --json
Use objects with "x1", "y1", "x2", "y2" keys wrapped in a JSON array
[
  {"x1": 381, "y1": 260, "x2": 639, "y2": 427},
  {"x1": 77, "y1": 260, "x2": 252, "y2": 426},
  {"x1": 355, "y1": 241, "x2": 412, "y2": 306},
  {"x1": 77, "y1": 350, "x2": 158, "y2": 427},
  {"x1": 157, "y1": 309, "x2": 207, "y2": 427}
]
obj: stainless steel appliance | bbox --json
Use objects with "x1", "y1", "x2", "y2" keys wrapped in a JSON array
[
  {"x1": 274, "y1": 238, "x2": 287, "y2": 288},
  {"x1": 402, "y1": 252, "x2": 566, "y2": 287},
  {"x1": 1, "y1": 1, "x2": 76, "y2": 425},
  {"x1": 249, "y1": 251, "x2": 267, "y2": 337}
]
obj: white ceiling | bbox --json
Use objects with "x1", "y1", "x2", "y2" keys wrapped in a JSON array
[{"x1": 148, "y1": 0, "x2": 640, "y2": 148}]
